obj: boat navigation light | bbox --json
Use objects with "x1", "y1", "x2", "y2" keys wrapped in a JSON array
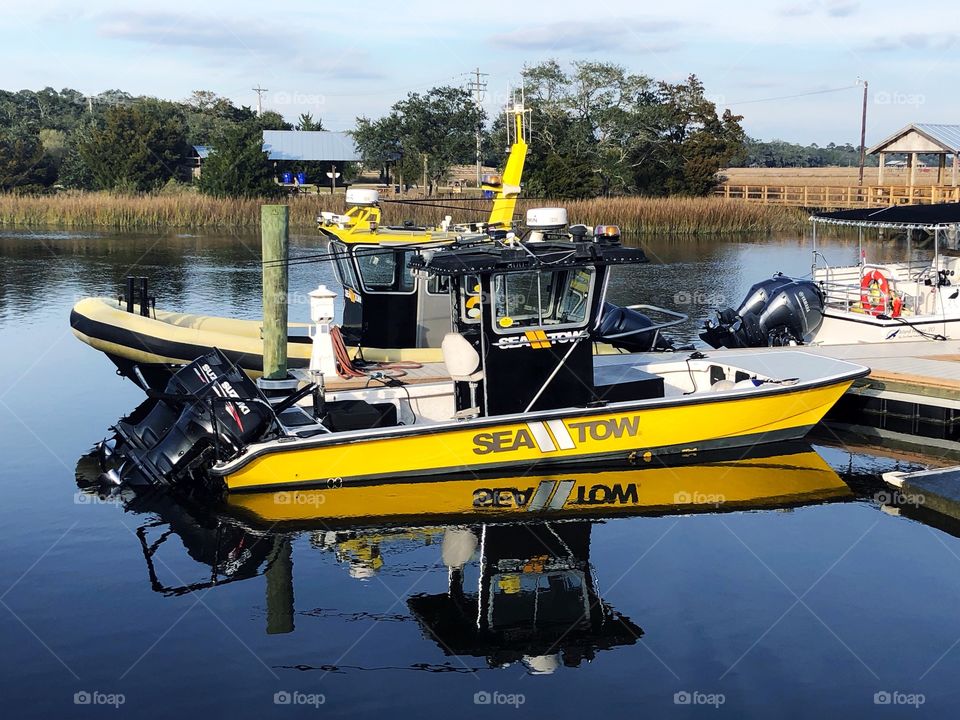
[{"x1": 594, "y1": 225, "x2": 622, "y2": 243}]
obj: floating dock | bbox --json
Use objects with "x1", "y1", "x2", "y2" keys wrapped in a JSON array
[
  {"x1": 884, "y1": 466, "x2": 960, "y2": 527},
  {"x1": 704, "y1": 340, "x2": 960, "y2": 457}
]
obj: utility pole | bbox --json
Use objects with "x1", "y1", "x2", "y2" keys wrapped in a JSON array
[
  {"x1": 466, "y1": 68, "x2": 488, "y2": 188},
  {"x1": 253, "y1": 85, "x2": 269, "y2": 118},
  {"x1": 857, "y1": 79, "x2": 868, "y2": 189}
]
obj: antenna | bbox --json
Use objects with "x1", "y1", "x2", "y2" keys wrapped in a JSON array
[
  {"x1": 466, "y1": 68, "x2": 489, "y2": 187},
  {"x1": 252, "y1": 85, "x2": 269, "y2": 117}
]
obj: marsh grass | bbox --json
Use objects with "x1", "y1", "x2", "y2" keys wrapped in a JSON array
[{"x1": 0, "y1": 191, "x2": 807, "y2": 235}]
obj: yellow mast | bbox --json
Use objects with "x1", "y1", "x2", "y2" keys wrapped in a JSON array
[{"x1": 485, "y1": 99, "x2": 530, "y2": 229}]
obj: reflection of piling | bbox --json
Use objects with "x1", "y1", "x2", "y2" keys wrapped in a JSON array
[
  {"x1": 265, "y1": 538, "x2": 294, "y2": 634},
  {"x1": 261, "y1": 205, "x2": 289, "y2": 380}
]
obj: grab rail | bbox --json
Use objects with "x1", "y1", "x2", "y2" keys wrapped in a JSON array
[{"x1": 600, "y1": 304, "x2": 688, "y2": 340}]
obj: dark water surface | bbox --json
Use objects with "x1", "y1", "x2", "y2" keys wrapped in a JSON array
[{"x1": 0, "y1": 228, "x2": 958, "y2": 718}]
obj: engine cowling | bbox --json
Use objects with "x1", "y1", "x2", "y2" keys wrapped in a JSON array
[
  {"x1": 596, "y1": 303, "x2": 677, "y2": 352},
  {"x1": 700, "y1": 275, "x2": 824, "y2": 349}
]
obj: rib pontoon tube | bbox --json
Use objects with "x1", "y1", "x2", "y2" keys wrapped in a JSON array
[{"x1": 70, "y1": 297, "x2": 442, "y2": 380}]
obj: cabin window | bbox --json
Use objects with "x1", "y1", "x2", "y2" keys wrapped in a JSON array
[
  {"x1": 329, "y1": 241, "x2": 360, "y2": 294},
  {"x1": 491, "y1": 268, "x2": 594, "y2": 332},
  {"x1": 354, "y1": 246, "x2": 416, "y2": 294},
  {"x1": 427, "y1": 274, "x2": 450, "y2": 296},
  {"x1": 458, "y1": 275, "x2": 483, "y2": 323}
]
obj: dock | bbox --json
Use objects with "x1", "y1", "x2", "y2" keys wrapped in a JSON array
[
  {"x1": 707, "y1": 340, "x2": 960, "y2": 456},
  {"x1": 883, "y1": 466, "x2": 960, "y2": 528},
  {"x1": 713, "y1": 183, "x2": 960, "y2": 209}
]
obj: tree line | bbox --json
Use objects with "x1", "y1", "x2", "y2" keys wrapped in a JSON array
[
  {"x1": 0, "y1": 63, "x2": 870, "y2": 200},
  {"x1": 0, "y1": 88, "x2": 321, "y2": 196}
]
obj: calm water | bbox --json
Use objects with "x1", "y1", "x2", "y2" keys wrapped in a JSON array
[{"x1": 0, "y1": 228, "x2": 958, "y2": 718}]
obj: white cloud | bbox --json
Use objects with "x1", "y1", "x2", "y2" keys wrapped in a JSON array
[{"x1": 490, "y1": 18, "x2": 685, "y2": 52}]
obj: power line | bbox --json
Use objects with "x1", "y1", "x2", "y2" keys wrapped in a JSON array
[
  {"x1": 725, "y1": 84, "x2": 858, "y2": 106},
  {"x1": 466, "y1": 67, "x2": 489, "y2": 188},
  {"x1": 252, "y1": 85, "x2": 269, "y2": 117}
]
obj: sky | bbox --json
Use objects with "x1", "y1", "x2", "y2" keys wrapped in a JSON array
[{"x1": 3, "y1": 0, "x2": 956, "y2": 146}]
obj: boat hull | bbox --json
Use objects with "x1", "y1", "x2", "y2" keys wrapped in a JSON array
[
  {"x1": 217, "y1": 375, "x2": 860, "y2": 492},
  {"x1": 223, "y1": 447, "x2": 851, "y2": 528},
  {"x1": 813, "y1": 309, "x2": 953, "y2": 344}
]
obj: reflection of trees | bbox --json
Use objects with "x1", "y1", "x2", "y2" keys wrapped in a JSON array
[{"x1": 0, "y1": 230, "x2": 340, "y2": 327}]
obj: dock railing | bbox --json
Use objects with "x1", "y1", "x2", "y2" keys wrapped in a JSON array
[{"x1": 715, "y1": 184, "x2": 960, "y2": 208}]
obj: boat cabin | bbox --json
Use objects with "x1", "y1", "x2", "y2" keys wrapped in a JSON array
[{"x1": 410, "y1": 234, "x2": 665, "y2": 417}]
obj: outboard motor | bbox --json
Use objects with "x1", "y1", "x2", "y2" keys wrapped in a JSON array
[
  {"x1": 97, "y1": 349, "x2": 278, "y2": 489},
  {"x1": 700, "y1": 274, "x2": 824, "y2": 349},
  {"x1": 596, "y1": 303, "x2": 678, "y2": 352}
]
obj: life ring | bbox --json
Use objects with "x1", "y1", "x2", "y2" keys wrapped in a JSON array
[{"x1": 860, "y1": 269, "x2": 889, "y2": 316}]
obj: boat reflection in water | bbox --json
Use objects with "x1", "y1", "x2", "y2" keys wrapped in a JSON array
[{"x1": 76, "y1": 445, "x2": 853, "y2": 669}]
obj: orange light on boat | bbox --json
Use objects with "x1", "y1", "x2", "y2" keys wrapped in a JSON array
[{"x1": 594, "y1": 225, "x2": 621, "y2": 238}]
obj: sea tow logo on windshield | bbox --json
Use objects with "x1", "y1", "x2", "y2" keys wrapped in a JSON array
[
  {"x1": 473, "y1": 479, "x2": 639, "y2": 511},
  {"x1": 496, "y1": 329, "x2": 590, "y2": 350},
  {"x1": 472, "y1": 417, "x2": 641, "y2": 455}
]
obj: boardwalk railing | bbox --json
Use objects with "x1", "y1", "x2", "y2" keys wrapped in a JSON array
[{"x1": 714, "y1": 184, "x2": 960, "y2": 208}]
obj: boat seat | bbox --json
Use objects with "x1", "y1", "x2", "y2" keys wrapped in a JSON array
[
  {"x1": 441, "y1": 333, "x2": 483, "y2": 382},
  {"x1": 442, "y1": 333, "x2": 483, "y2": 418}
]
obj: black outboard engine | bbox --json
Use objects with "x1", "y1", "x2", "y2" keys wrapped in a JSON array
[
  {"x1": 98, "y1": 349, "x2": 277, "y2": 489},
  {"x1": 596, "y1": 303, "x2": 678, "y2": 352},
  {"x1": 700, "y1": 274, "x2": 824, "y2": 349}
]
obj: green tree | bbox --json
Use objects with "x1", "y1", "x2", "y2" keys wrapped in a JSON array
[
  {"x1": 354, "y1": 86, "x2": 483, "y2": 193},
  {"x1": 516, "y1": 61, "x2": 745, "y2": 198},
  {"x1": 198, "y1": 121, "x2": 277, "y2": 198},
  {"x1": 296, "y1": 112, "x2": 324, "y2": 131},
  {"x1": 0, "y1": 127, "x2": 55, "y2": 190},
  {"x1": 77, "y1": 100, "x2": 189, "y2": 191},
  {"x1": 254, "y1": 110, "x2": 293, "y2": 131}
]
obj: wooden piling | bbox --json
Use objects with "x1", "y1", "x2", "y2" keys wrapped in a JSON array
[
  {"x1": 265, "y1": 538, "x2": 295, "y2": 634},
  {"x1": 261, "y1": 204, "x2": 289, "y2": 380}
]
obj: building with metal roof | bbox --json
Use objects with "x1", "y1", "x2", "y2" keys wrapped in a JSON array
[
  {"x1": 261, "y1": 130, "x2": 360, "y2": 162},
  {"x1": 867, "y1": 123, "x2": 960, "y2": 187}
]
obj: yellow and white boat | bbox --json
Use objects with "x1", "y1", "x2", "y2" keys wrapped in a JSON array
[{"x1": 94, "y1": 229, "x2": 868, "y2": 494}]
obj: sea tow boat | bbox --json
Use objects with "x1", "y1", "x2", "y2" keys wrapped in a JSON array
[
  {"x1": 94, "y1": 229, "x2": 869, "y2": 494},
  {"x1": 702, "y1": 203, "x2": 960, "y2": 348}
]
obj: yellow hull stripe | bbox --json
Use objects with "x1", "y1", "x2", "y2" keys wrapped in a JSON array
[
  {"x1": 225, "y1": 450, "x2": 850, "y2": 525},
  {"x1": 223, "y1": 380, "x2": 852, "y2": 491}
]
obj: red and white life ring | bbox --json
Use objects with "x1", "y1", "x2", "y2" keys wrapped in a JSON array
[{"x1": 860, "y1": 269, "x2": 889, "y2": 317}]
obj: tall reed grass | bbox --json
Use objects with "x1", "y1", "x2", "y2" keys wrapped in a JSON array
[{"x1": 0, "y1": 191, "x2": 807, "y2": 235}]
